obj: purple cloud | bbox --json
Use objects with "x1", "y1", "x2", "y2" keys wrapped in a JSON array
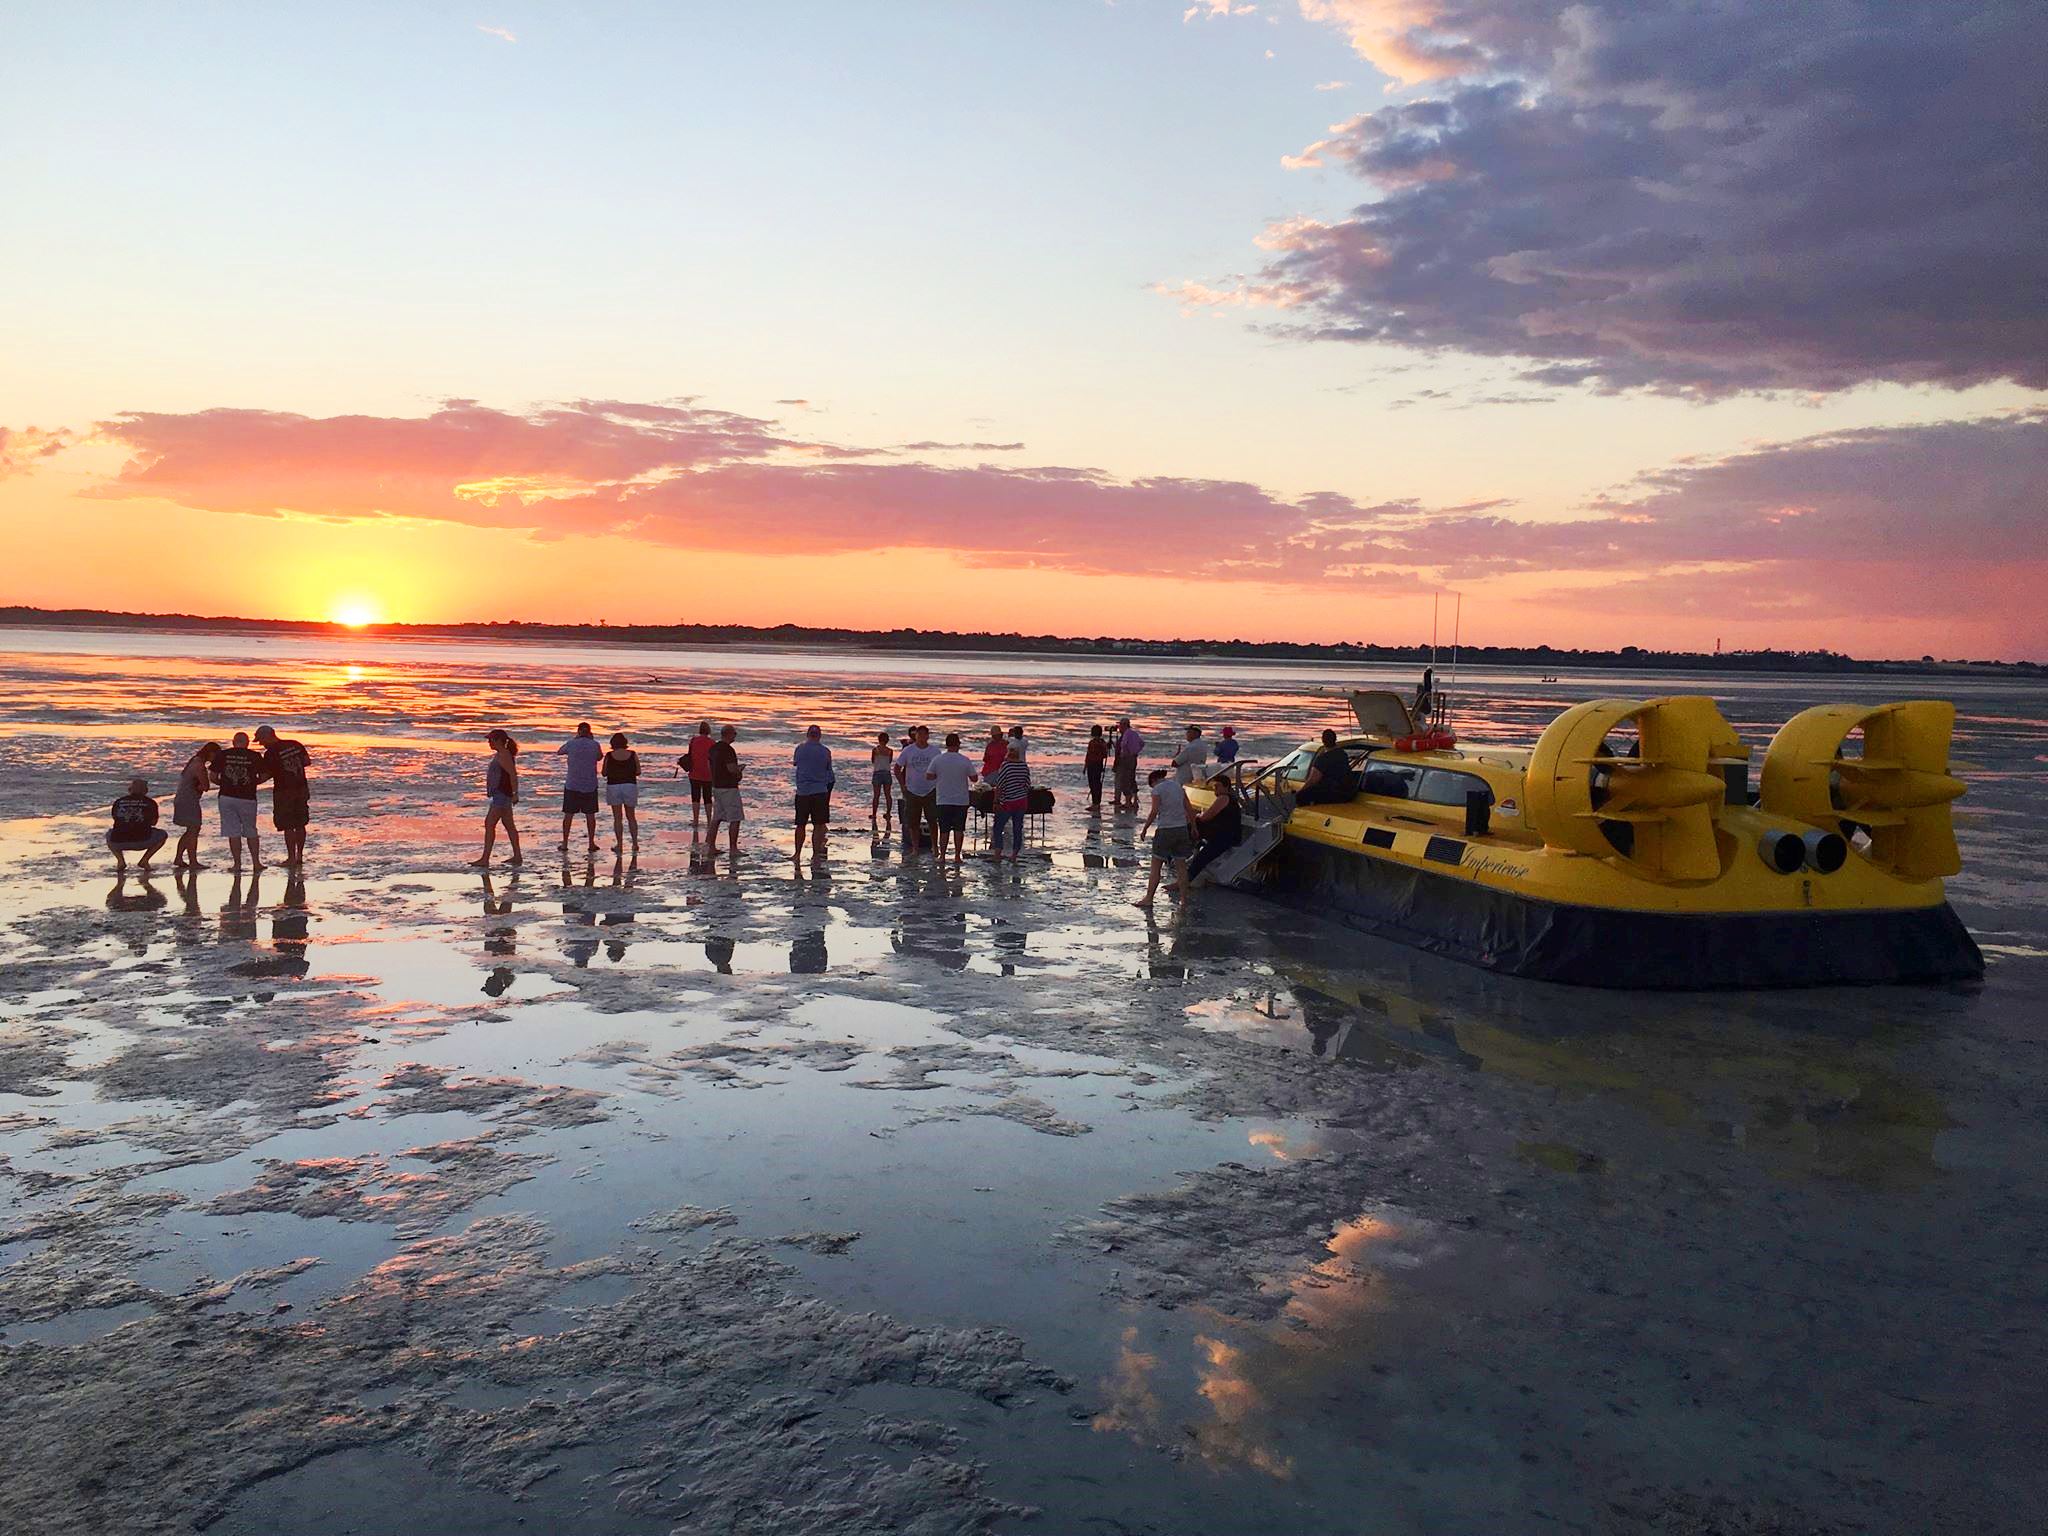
[{"x1": 1213, "y1": 2, "x2": 2048, "y2": 394}]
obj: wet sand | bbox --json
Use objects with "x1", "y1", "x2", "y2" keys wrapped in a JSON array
[{"x1": 2, "y1": 632, "x2": 2045, "y2": 1534}]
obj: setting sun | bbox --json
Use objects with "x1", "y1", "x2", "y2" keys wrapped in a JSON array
[{"x1": 330, "y1": 598, "x2": 380, "y2": 629}]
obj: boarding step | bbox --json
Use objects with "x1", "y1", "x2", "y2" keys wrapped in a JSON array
[{"x1": 1194, "y1": 816, "x2": 1285, "y2": 889}]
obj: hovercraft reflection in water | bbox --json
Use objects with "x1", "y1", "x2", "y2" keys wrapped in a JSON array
[{"x1": 1189, "y1": 683, "x2": 1983, "y2": 989}]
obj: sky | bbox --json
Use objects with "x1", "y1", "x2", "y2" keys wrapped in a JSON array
[{"x1": 2, "y1": 0, "x2": 2042, "y2": 659}]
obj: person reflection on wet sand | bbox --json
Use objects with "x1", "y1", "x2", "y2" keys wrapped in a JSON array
[
  {"x1": 172, "y1": 865, "x2": 203, "y2": 924},
  {"x1": 790, "y1": 928, "x2": 828, "y2": 974},
  {"x1": 704, "y1": 935, "x2": 736, "y2": 974},
  {"x1": 269, "y1": 873, "x2": 311, "y2": 980},
  {"x1": 106, "y1": 874, "x2": 167, "y2": 955},
  {"x1": 560, "y1": 857, "x2": 599, "y2": 967},
  {"x1": 602, "y1": 859, "x2": 636, "y2": 963},
  {"x1": 219, "y1": 871, "x2": 261, "y2": 943}
]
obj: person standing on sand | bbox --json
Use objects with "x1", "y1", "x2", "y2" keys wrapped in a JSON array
[
  {"x1": 1215, "y1": 726, "x2": 1240, "y2": 766},
  {"x1": 473, "y1": 729, "x2": 523, "y2": 867},
  {"x1": 1135, "y1": 767, "x2": 1192, "y2": 908},
  {"x1": 991, "y1": 739, "x2": 1031, "y2": 863},
  {"x1": 557, "y1": 722, "x2": 604, "y2": 852},
  {"x1": 981, "y1": 727, "x2": 1007, "y2": 781},
  {"x1": 171, "y1": 742, "x2": 219, "y2": 869},
  {"x1": 931, "y1": 731, "x2": 977, "y2": 868},
  {"x1": 896, "y1": 725, "x2": 939, "y2": 857},
  {"x1": 792, "y1": 725, "x2": 835, "y2": 863},
  {"x1": 707, "y1": 724, "x2": 744, "y2": 858},
  {"x1": 1115, "y1": 718, "x2": 1145, "y2": 811},
  {"x1": 215, "y1": 731, "x2": 269, "y2": 872},
  {"x1": 1084, "y1": 725, "x2": 1109, "y2": 813},
  {"x1": 254, "y1": 725, "x2": 313, "y2": 867},
  {"x1": 108, "y1": 778, "x2": 167, "y2": 873},
  {"x1": 1172, "y1": 725, "x2": 1207, "y2": 787},
  {"x1": 676, "y1": 721, "x2": 715, "y2": 839},
  {"x1": 868, "y1": 731, "x2": 894, "y2": 833},
  {"x1": 603, "y1": 732, "x2": 641, "y2": 856}
]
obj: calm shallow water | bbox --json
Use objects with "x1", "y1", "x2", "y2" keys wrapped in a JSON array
[{"x1": 1, "y1": 629, "x2": 2044, "y2": 1535}]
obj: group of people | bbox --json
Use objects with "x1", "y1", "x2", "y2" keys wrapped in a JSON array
[
  {"x1": 105, "y1": 727, "x2": 313, "y2": 874},
  {"x1": 109, "y1": 713, "x2": 1254, "y2": 912}
]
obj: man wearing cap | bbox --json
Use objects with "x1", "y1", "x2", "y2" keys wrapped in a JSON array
[
  {"x1": 792, "y1": 725, "x2": 835, "y2": 863},
  {"x1": 254, "y1": 725, "x2": 313, "y2": 867}
]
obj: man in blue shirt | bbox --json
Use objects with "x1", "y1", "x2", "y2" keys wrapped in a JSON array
[
  {"x1": 557, "y1": 722, "x2": 605, "y2": 853},
  {"x1": 792, "y1": 725, "x2": 835, "y2": 863}
]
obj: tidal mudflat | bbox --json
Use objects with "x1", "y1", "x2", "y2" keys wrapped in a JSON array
[{"x1": 2, "y1": 631, "x2": 2044, "y2": 1535}]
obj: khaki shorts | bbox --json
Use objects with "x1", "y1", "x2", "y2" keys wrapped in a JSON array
[
  {"x1": 711, "y1": 787, "x2": 744, "y2": 822},
  {"x1": 1153, "y1": 826, "x2": 1193, "y2": 861},
  {"x1": 219, "y1": 797, "x2": 259, "y2": 838}
]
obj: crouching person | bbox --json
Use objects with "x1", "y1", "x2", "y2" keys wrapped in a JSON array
[{"x1": 109, "y1": 778, "x2": 168, "y2": 873}]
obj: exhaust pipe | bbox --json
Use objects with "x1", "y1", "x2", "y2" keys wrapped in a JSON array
[
  {"x1": 1802, "y1": 829, "x2": 1847, "y2": 874},
  {"x1": 1757, "y1": 830, "x2": 1804, "y2": 874}
]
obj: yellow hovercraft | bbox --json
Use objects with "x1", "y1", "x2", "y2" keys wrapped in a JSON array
[{"x1": 1189, "y1": 681, "x2": 1982, "y2": 989}]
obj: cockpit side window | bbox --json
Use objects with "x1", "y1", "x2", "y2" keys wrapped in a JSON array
[{"x1": 1413, "y1": 769, "x2": 1494, "y2": 807}]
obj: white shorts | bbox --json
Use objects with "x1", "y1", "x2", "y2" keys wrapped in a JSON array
[
  {"x1": 605, "y1": 783, "x2": 639, "y2": 808},
  {"x1": 711, "y1": 787, "x2": 744, "y2": 823},
  {"x1": 219, "y1": 797, "x2": 259, "y2": 838}
]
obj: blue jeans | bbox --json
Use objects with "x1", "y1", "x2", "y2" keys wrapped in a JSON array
[{"x1": 993, "y1": 808, "x2": 1024, "y2": 856}]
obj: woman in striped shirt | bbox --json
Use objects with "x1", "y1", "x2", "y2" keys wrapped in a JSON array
[{"x1": 991, "y1": 742, "x2": 1031, "y2": 862}]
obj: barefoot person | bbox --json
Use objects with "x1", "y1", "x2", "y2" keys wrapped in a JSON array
[
  {"x1": 868, "y1": 731, "x2": 894, "y2": 833},
  {"x1": 1135, "y1": 768, "x2": 1192, "y2": 908},
  {"x1": 603, "y1": 732, "x2": 641, "y2": 856},
  {"x1": 108, "y1": 779, "x2": 168, "y2": 873},
  {"x1": 707, "y1": 724, "x2": 744, "y2": 859},
  {"x1": 1084, "y1": 725, "x2": 1109, "y2": 813},
  {"x1": 980, "y1": 727, "x2": 1007, "y2": 782},
  {"x1": 792, "y1": 725, "x2": 835, "y2": 863},
  {"x1": 254, "y1": 725, "x2": 313, "y2": 867},
  {"x1": 472, "y1": 730, "x2": 523, "y2": 866},
  {"x1": 215, "y1": 731, "x2": 269, "y2": 872},
  {"x1": 1114, "y1": 718, "x2": 1145, "y2": 812},
  {"x1": 677, "y1": 721, "x2": 716, "y2": 839},
  {"x1": 556, "y1": 722, "x2": 603, "y2": 853},
  {"x1": 931, "y1": 732, "x2": 978, "y2": 868},
  {"x1": 171, "y1": 742, "x2": 219, "y2": 869}
]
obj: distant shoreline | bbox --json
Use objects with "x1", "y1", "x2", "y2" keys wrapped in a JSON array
[{"x1": 1, "y1": 606, "x2": 2037, "y2": 677}]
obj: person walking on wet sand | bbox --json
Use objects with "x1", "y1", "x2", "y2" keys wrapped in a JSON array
[
  {"x1": 707, "y1": 724, "x2": 744, "y2": 858},
  {"x1": 254, "y1": 725, "x2": 313, "y2": 867},
  {"x1": 171, "y1": 742, "x2": 219, "y2": 869},
  {"x1": 868, "y1": 731, "x2": 895, "y2": 833},
  {"x1": 676, "y1": 721, "x2": 715, "y2": 839},
  {"x1": 1084, "y1": 724, "x2": 1109, "y2": 812},
  {"x1": 603, "y1": 732, "x2": 641, "y2": 856},
  {"x1": 1135, "y1": 768, "x2": 1192, "y2": 909},
  {"x1": 557, "y1": 722, "x2": 604, "y2": 853},
  {"x1": 792, "y1": 725, "x2": 835, "y2": 863},
  {"x1": 108, "y1": 778, "x2": 167, "y2": 873},
  {"x1": 471, "y1": 729, "x2": 524, "y2": 867},
  {"x1": 215, "y1": 731, "x2": 269, "y2": 872}
]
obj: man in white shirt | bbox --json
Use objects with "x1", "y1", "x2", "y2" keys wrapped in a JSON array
[
  {"x1": 929, "y1": 732, "x2": 978, "y2": 867},
  {"x1": 1171, "y1": 725, "x2": 1209, "y2": 786},
  {"x1": 893, "y1": 725, "x2": 941, "y2": 856}
]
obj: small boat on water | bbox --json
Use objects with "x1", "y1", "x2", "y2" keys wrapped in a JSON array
[{"x1": 1189, "y1": 679, "x2": 1983, "y2": 989}]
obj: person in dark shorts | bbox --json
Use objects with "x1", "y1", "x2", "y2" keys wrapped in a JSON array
[
  {"x1": 895, "y1": 725, "x2": 939, "y2": 857},
  {"x1": 1136, "y1": 768, "x2": 1192, "y2": 908},
  {"x1": 1084, "y1": 724, "x2": 1109, "y2": 812},
  {"x1": 603, "y1": 731, "x2": 641, "y2": 856},
  {"x1": 215, "y1": 731, "x2": 270, "y2": 872},
  {"x1": 557, "y1": 721, "x2": 604, "y2": 852},
  {"x1": 1186, "y1": 773, "x2": 1244, "y2": 888},
  {"x1": 676, "y1": 721, "x2": 716, "y2": 839},
  {"x1": 792, "y1": 725, "x2": 835, "y2": 863},
  {"x1": 930, "y1": 732, "x2": 978, "y2": 867},
  {"x1": 108, "y1": 778, "x2": 167, "y2": 873},
  {"x1": 254, "y1": 725, "x2": 313, "y2": 867}
]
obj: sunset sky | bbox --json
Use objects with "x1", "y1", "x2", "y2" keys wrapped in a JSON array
[{"x1": 2, "y1": 1, "x2": 2041, "y2": 658}]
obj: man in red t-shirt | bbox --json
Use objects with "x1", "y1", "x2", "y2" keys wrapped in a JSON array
[{"x1": 676, "y1": 720, "x2": 716, "y2": 838}]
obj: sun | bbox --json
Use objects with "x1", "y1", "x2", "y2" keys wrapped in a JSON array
[{"x1": 330, "y1": 598, "x2": 381, "y2": 629}]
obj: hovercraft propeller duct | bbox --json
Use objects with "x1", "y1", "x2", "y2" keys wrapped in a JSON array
[
  {"x1": 1527, "y1": 697, "x2": 1748, "y2": 882},
  {"x1": 1759, "y1": 702, "x2": 1964, "y2": 881}
]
